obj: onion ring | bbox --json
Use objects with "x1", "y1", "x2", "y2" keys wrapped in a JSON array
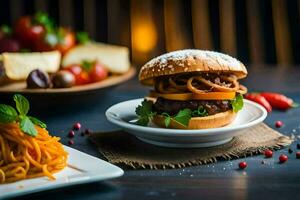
[
  {"x1": 168, "y1": 77, "x2": 187, "y2": 91},
  {"x1": 156, "y1": 80, "x2": 178, "y2": 93},
  {"x1": 195, "y1": 76, "x2": 239, "y2": 92},
  {"x1": 187, "y1": 77, "x2": 206, "y2": 94},
  {"x1": 237, "y1": 84, "x2": 248, "y2": 94}
]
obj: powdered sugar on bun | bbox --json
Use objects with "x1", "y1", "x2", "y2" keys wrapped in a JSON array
[{"x1": 139, "y1": 49, "x2": 247, "y2": 86}]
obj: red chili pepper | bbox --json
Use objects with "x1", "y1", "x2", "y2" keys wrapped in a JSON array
[
  {"x1": 244, "y1": 94, "x2": 272, "y2": 112},
  {"x1": 260, "y1": 92, "x2": 295, "y2": 110}
]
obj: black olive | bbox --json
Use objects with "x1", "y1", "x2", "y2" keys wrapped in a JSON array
[
  {"x1": 52, "y1": 71, "x2": 75, "y2": 88},
  {"x1": 26, "y1": 69, "x2": 51, "y2": 89}
]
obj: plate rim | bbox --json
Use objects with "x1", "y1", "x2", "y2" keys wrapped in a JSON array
[
  {"x1": 105, "y1": 98, "x2": 268, "y2": 136},
  {"x1": 0, "y1": 67, "x2": 135, "y2": 94},
  {"x1": 0, "y1": 146, "x2": 124, "y2": 199}
]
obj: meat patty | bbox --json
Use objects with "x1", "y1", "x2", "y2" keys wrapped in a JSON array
[{"x1": 153, "y1": 97, "x2": 232, "y2": 116}]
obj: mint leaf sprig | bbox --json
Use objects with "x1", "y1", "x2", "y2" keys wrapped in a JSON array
[
  {"x1": 135, "y1": 99, "x2": 156, "y2": 126},
  {"x1": 231, "y1": 94, "x2": 244, "y2": 112},
  {"x1": 135, "y1": 99, "x2": 200, "y2": 128},
  {"x1": 0, "y1": 94, "x2": 47, "y2": 136}
]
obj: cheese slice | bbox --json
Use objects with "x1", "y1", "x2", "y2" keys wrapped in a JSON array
[
  {"x1": 2, "y1": 51, "x2": 61, "y2": 80},
  {"x1": 62, "y1": 42, "x2": 130, "y2": 73}
]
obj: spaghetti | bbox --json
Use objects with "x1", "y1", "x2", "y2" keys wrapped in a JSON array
[{"x1": 0, "y1": 123, "x2": 68, "y2": 183}]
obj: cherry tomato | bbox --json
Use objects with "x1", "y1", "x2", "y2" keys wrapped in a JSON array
[
  {"x1": 34, "y1": 28, "x2": 75, "y2": 55},
  {"x1": 65, "y1": 64, "x2": 90, "y2": 85},
  {"x1": 89, "y1": 62, "x2": 108, "y2": 82},
  {"x1": 14, "y1": 16, "x2": 45, "y2": 48},
  {"x1": 55, "y1": 29, "x2": 75, "y2": 54}
]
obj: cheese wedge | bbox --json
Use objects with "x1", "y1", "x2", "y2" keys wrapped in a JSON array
[
  {"x1": 2, "y1": 51, "x2": 61, "y2": 80},
  {"x1": 62, "y1": 42, "x2": 130, "y2": 73}
]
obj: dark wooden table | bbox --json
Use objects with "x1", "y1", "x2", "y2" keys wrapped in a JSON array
[{"x1": 13, "y1": 67, "x2": 300, "y2": 200}]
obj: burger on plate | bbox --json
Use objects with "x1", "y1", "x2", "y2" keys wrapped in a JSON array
[{"x1": 135, "y1": 49, "x2": 248, "y2": 129}]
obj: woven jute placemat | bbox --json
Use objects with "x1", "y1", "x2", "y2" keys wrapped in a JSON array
[{"x1": 89, "y1": 123, "x2": 292, "y2": 169}]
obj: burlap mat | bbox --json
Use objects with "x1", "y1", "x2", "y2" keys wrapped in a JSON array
[{"x1": 89, "y1": 123, "x2": 292, "y2": 169}]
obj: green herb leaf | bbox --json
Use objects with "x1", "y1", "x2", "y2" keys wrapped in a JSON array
[
  {"x1": 192, "y1": 106, "x2": 208, "y2": 117},
  {"x1": 76, "y1": 31, "x2": 90, "y2": 44},
  {"x1": 20, "y1": 116, "x2": 38, "y2": 136},
  {"x1": 173, "y1": 108, "x2": 192, "y2": 127},
  {"x1": 0, "y1": 104, "x2": 18, "y2": 123},
  {"x1": 13, "y1": 94, "x2": 30, "y2": 116},
  {"x1": 231, "y1": 94, "x2": 244, "y2": 112},
  {"x1": 136, "y1": 116, "x2": 150, "y2": 126},
  {"x1": 162, "y1": 112, "x2": 171, "y2": 127},
  {"x1": 34, "y1": 12, "x2": 55, "y2": 32},
  {"x1": 81, "y1": 60, "x2": 94, "y2": 72},
  {"x1": 29, "y1": 116, "x2": 47, "y2": 128},
  {"x1": 135, "y1": 99, "x2": 155, "y2": 126}
]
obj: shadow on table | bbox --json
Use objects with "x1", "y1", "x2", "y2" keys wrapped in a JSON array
[
  {"x1": 10, "y1": 182, "x2": 122, "y2": 200},
  {"x1": 0, "y1": 89, "x2": 112, "y2": 117}
]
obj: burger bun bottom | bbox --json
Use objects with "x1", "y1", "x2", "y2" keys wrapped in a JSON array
[{"x1": 152, "y1": 110, "x2": 236, "y2": 129}]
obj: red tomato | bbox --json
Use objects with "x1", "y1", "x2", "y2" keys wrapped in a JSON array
[
  {"x1": 34, "y1": 28, "x2": 75, "y2": 55},
  {"x1": 55, "y1": 30, "x2": 76, "y2": 54},
  {"x1": 89, "y1": 62, "x2": 108, "y2": 82},
  {"x1": 65, "y1": 64, "x2": 90, "y2": 85},
  {"x1": 14, "y1": 16, "x2": 45, "y2": 48}
]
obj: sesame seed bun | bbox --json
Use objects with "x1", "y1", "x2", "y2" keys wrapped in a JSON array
[
  {"x1": 139, "y1": 49, "x2": 247, "y2": 86},
  {"x1": 152, "y1": 110, "x2": 236, "y2": 129}
]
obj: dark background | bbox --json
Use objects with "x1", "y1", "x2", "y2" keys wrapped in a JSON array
[{"x1": 0, "y1": 0, "x2": 299, "y2": 66}]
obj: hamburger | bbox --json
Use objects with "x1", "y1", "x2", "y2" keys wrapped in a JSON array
[{"x1": 135, "y1": 49, "x2": 248, "y2": 129}]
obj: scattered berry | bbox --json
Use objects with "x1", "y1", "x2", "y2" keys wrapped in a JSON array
[
  {"x1": 239, "y1": 161, "x2": 247, "y2": 169},
  {"x1": 275, "y1": 121, "x2": 283, "y2": 128},
  {"x1": 288, "y1": 148, "x2": 293, "y2": 154},
  {"x1": 73, "y1": 122, "x2": 81, "y2": 130},
  {"x1": 68, "y1": 130, "x2": 75, "y2": 138},
  {"x1": 68, "y1": 140, "x2": 74, "y2": 145},
  {"x1": 279, "y1": 154, "x2": 288, "y2": 163},
  {"x1": 297, "y1": 143, "x2": 300, "y2": 149},
  {"x1": 264, "y1": 150, "x2": 273, "y2": 158},
  {"x1": 296, "y1": 152, "x2": 300, "y2": 159}
]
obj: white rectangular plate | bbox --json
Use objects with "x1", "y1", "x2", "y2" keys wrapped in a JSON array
[{"x1": 0, "y1": 146, "x2": 124, "y2": 199}]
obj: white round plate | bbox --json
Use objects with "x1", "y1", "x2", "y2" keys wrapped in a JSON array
[{"x1": 105, "y1": 98, "x2": 267, "y2": 148}]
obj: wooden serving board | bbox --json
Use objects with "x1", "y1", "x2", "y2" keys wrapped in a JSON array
[{"x1": 0, "y1": 67, "x2": 135, "y2": 94}]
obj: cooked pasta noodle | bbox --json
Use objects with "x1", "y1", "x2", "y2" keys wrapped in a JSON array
[{"x1": 0, "y1": 123, "x2": 68, "y2": 183}]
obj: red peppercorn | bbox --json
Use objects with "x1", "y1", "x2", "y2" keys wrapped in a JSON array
[
  {"x1": 275, "y1": 121, "x2": 283, "y2": 128},
  {"x1": 239, "y1": 161, "x2": 247, "y2": 169},
  {"x1": 68, "y1": 140, "x2": 74, "y2": 145},
  {"x1": 296, "y1": 152, "x2": 300, "y2": 159},
  {"x1": 73, "y1": 122, "x2": 81, "y2": 130},
  {"x1": 264, "y1": 150, "x2": 273, "y2": 158},
  {"x1": 279, "y1": 154, "x2": 288, "y2": 163},
  {"x1": 68, "y1": 130, "x2": 75, "y2": 138}
]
